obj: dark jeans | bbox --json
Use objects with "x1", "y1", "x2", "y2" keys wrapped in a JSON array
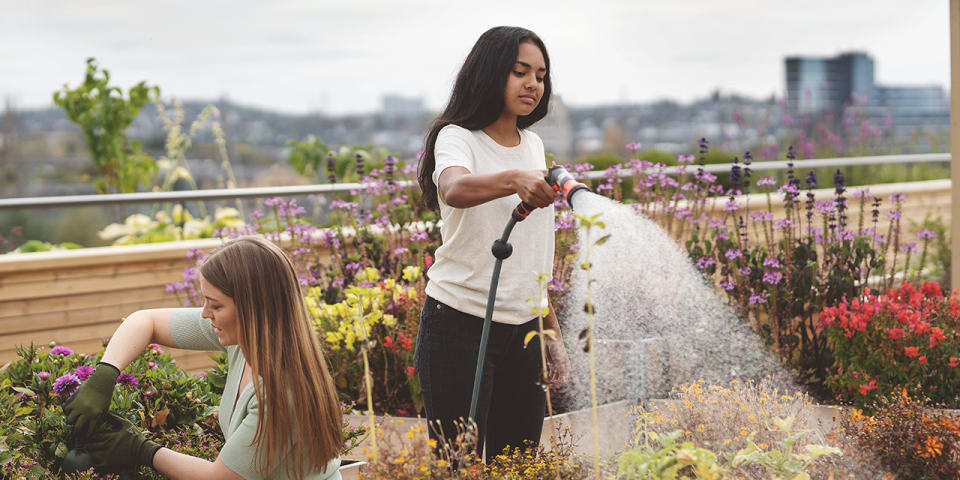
[{"x1": 414, "y1": 296, "x2": 546, "y2": 460}]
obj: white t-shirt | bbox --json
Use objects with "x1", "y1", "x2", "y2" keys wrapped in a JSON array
[{"x1": 425, "y1": 124, "x2": 555, "y2": 325}]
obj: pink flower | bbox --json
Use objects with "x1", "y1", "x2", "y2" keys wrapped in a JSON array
[{"x1": 406, "y1": 366, "x2": 415, "y2": 377}]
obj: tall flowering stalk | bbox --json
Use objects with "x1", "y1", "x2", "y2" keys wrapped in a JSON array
[
  {"x1": 572, "y1": 212, "x2": 609, "y2": 480},
  {"x1": 524, "y1": 273, "x2": 559, "y2": 450}
]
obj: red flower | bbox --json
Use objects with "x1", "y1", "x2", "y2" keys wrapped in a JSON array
[
  {"x1": 859, "y1": 384, "x2": 870, "y2": 396},
  {"x1": 383, "y1": 336, "x2": 394, "y2": 348},
  {"x1": 406, "y1": 366, "x2": 415, "y2": 377},
  {"x1": 949, "y1": 357, "x2": 959, "y2": 367},
  {"x1": 887, "y1": 328, "x2": 905, "y2": 340},
  {"x1": 397, "y1": 332, "x2": 413, "y2": 350},
  {"x1": 921, "y1": 281, "x2": 942, "y2": 298},
  {"x1": 929, "y1": 327, "x2": 946, "y2": 348},
  {"x1": 918, "y1": 355, "x2": 928, "y2": 364},
  {"x1": 424, "y1": 255, "x2": 434, "y2": 268},
  {"x1": 905, "y1": 346, "x2": 920, "y2": 358}
]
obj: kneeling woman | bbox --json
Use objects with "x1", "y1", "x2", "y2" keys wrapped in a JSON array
[{"x1": 65, "y1": 237, "x2": 343, "y2": 479}]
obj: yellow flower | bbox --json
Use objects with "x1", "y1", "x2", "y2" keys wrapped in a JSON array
[{"x1": 428, "y1": 439, "x2": 438, "y2": 449}]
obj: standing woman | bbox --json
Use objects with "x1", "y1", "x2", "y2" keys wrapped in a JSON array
[
  {"x1": 415, "y1": 26, "x2": 570, "y2": 459},
  {"x1": 64, "y1": 237, "x2": 343, "y2": 479}
]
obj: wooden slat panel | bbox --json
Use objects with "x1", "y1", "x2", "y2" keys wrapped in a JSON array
[
  {"x1": 0, "y1": 257, "x2": 185, "y2": 287},
  {"x1": 0, "y1": 298, "x2": 175, "y2": 335},
  {"x1": 0, "y1": 266, "x2": 184, "y2": 302},
  {"x1": 0, "y1": 239, "x2": 222, "y2": 273},
  {"x1": 0, "y1": 285, "x2": 178, "y2": 318}
]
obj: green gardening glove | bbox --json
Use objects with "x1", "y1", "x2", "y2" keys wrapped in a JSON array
[
  {"x1": 86, "y1": 411, "x2": 162, "y2": 470},
  {"x1": 64, "y1": 362, "x2": 120, "y2": 440}
]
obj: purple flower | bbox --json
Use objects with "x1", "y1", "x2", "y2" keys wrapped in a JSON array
[
  {"x1": 757, "y1": 176, "x2": 776, "y2": 187},
  {"x1": 74, "y1": 365, "x2": 94, "y2": 381},
  {"x1": 708, "y1": 219, "x2": 724, "y2": 230},
  {"x1": 763, "y1": 271, "x2": 783, "y2": 285},
  {"x1": 719, "y1": 280, "x2": 736, "y2": 291},
  {"x1": 889, "y1": 192, "x2": 906, "y2": 203},
  {"x1": 50, "y1": 346, "x2": 73, "y2": 356},
  {"x1": 332, "y1": 278, "x2": 345, "y2": 288},
  {"x1": 918, "y1": 229, "x2": 937, "y2": 240},
  {"x1": 626, "y1": 142, "x2": 643, "y2": 151},
  {"x1": 725, "y1": 249, "x2": 743, "y2": 260},
  {"x1": 148, "y1": 361, "x2": 157, "y2": 368},
  {"x1": 900, "y1": 242, "x2": 917, "y2": 253},
  {"x1": 838, "y1": 230, "x2": 856, "y2": 242},
  {"x1": 778, "y1": 183, "x2": 800, "y2": 196},
  {"x1": 409, "y1": 232, "x2": 429, "y2": 242},
  {"x1": 36, "y1": 371, "x2": 50, "y2": 379},
  {"x1": 195, "y1": 372, "x2": 208, "y2": 379},
  {"x1": 117, "y1": 373, "x2": 138, "y2": 387},
  {"x1": 714, "y1": 230, "x2": 729, "y2": 241},
  {"x1": 53, "y1": 374, "x2": 81, "y2": 397},
  {"x1": 547, "y1": 278, "x2": 563, "y2": 292},
  {"x1": 393, "y1": 247, "x2": 409, "y2": 255},
  {"x1": 774, "y1": 218, "x2": 795, "y2": 229},
  {"x1": 853, "y1": 188, "x2": 871, "y2": 199},
  {"x1": 749, "y1": 211, "x2": 773, "y2": 223},
  {"x1": 697, "y1": 257, "x2": 716, "y2": 270},
  {"x1": 815, "y1": 201, "x2": 835, "y2": 214},
  {"x1": 738, "y1": 266, "x2": 751, "y2": 275},
  {"x1": 749, "y1": 292, "x2": 768, "y2": 305},
  {"x1": 345, "y1": 262, "x2": 360, "y2": 271},
  {"x1": 762, "y1": 257, "x2": 780, "y2": 268},
  {"x1": 677, "y1": 154, "x2": 695, "y2": 164},
  {"x1": 264, "y1": 197, "x2": 282, "y2": 208},
  {"x1": 886, "y1": 210, "x2": 902, "y2": 220},
  {"x1": 724, "y1": 200, "x2": 741, "y2": 213}
]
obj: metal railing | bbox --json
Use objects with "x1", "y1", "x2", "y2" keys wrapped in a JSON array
[{"x1": 0, "y1": 153, "x2": 950, "y2": 211}]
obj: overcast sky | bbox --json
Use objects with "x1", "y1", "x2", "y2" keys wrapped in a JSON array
[{"x1": 0, "y1": 0, "x2": 951, "y2": 115}]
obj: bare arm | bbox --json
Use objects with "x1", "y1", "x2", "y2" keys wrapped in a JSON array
[
  {"x1": 152, "y1": 449, "x2": 244, "y2": 480},
  {"x1": 99, "y1": 308, "x2": 180, "y2": 370},
  {"x1": 439, "y1": 167, "x2": 556, "y2": 209}
]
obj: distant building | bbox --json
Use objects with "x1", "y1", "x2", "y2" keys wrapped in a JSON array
[
  {"x1": 785, "y1": 52, "x2": 874, "y2": 117},
  {"x1": 785, "y1": 51, "x2": 948, "y2": 137},
  {"x1": 381, "y1": 95, "x2": 425, "y2": 122},
  {"x1": 530, "y1": 94, "x2": 574, "y2": 162}
]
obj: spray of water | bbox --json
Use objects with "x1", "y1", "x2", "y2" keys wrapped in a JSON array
[{"x1": 556, "y1": 192, "x2": 796, "y2": 411}]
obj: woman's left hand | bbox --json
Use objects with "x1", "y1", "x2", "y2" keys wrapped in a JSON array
[{"x1": 545, "y1": 338, "x2": 570, "y2": 388}]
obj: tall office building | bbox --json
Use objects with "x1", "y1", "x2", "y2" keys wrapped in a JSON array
[{"x1": 785, "y1": 52, "x2": 874, "y2": 117}]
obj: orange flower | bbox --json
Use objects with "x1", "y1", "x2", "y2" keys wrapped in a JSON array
[
  {"x1": 918, "y1": 355, "x2": 927, "y2": 364},
  {"x1": 917, "y1": 435, "x2": 943, "y2": 458},
  {"x1": 905, "y1": 346, "x2": 920, "y2": 358},
  {"x1": 950, "y1": 357, "x2": 959, "y2": 368}
]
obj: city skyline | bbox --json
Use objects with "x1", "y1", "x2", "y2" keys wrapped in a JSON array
[{"x1": 1, "y1": 0, "x2": 951, "y2": 115}]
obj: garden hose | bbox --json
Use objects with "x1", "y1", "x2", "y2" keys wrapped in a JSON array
[{"x1": 467, "y1": 165, "x2": 589, "y2": 424}]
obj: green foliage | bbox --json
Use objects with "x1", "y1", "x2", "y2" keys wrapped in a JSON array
[
  {"x1": 11, "y1": 240, "x2": 83, "y2": 253},
  {"x1": 617, "y1": 430, "x2": 726, "y2": 479},
  {"x1": 287, "y1": 137, "x2": 404, "y2": 184},
  {"x1": 97, "y1": 206, "x2": 243, "y2": 245},
  {"x1": 0, "y1": 342, "x2": 365, "y2": 479},
  {"x1": 53, "y1": 58, "x2": 160, "y2": 193}
]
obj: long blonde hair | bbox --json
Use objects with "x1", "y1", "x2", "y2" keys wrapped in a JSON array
[{"x1": 200, "y1": 236, "x2": 342, "y2": 477}]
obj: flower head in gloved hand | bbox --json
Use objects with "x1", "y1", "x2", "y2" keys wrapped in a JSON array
[
  {"x1": 86, "y1": 411, "x2": 162, "y2": 471},
  {"x1": 63, "y1": 362, "x2": 120, "y2": 440}
]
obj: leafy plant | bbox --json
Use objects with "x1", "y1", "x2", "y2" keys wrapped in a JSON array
[
  {"x1": 839, "y1": 390, "x2": 960, "y2": 479},
  {"x1": 52, "y1": 58, "x2": 159, "y2": 193},
  {"x1": 820, "y1": 281, "x2": 960, "y2": 409}
]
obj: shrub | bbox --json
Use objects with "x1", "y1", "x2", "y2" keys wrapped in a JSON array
[
  {"x1": 307, "y1": 268, "x2": 425, "y2": 416},
  {"x1": 633, "y1": 380, "x2": 881, "y2": 478},
  {"x1": 820, "y1": 281, "x2": 960, "y2": 409},
  {"x1": 839, "y1": 390, "x2": 960, "y2": 479},
  {"x1": 0, "y1": 342, "x2": 364, "y2": 479}
]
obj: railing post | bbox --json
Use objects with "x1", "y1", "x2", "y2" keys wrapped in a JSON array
[{"x1": 952, "y1": 0, "x2": 960, "y2": 291}]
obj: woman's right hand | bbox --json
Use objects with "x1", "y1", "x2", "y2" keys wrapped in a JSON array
[
  {"x1": 64, "y1": 362, "x2": 120, "y2": 440},
  {"x1": 511, "y1": 169, "x2": 557, "y2": 208}
]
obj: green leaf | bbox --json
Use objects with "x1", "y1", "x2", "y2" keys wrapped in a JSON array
[
  {"x1": 595, "y1": 234, "x2": 612, "y2": 246},
  {"x1": 12, "y1": 387, "x2": 34, "y2": 397},
  {"x1": 13, "y1": 407, "x2": 33, "y2": 417}
]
